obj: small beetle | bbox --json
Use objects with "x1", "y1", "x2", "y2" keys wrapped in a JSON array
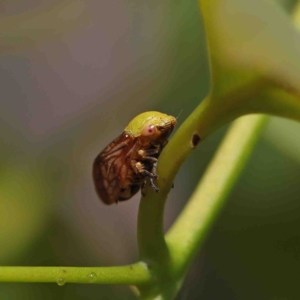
[{"x1": 93, "y1": 111, "x2": 176, "y2": 204}]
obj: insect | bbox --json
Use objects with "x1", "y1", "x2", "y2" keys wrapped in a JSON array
[{"x1": 92, "y1": 111, "x2": 177, "y2": 205}]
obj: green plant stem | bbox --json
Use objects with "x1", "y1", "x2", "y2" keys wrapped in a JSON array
[
  {"x1": 137, "y1": 0, "x2": 300, "y2": 270},
  {"x1": 137, "y1": 96, "x2": 235, "y2": 263},
  {"x1": 166, "y1": 115, "x2": 268, "y2": 276},
  {"x1": 0, "y1": 263, "x2": 151, "y2": 285},
  {"x1": 138, "y1": 114, "x2": 268, "y2": 299},
  {"x1": 137, "y1": 86, "x2": 263, "y2": 263}
]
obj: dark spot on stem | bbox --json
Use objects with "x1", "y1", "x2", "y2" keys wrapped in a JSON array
[{"x1": 191, "y1": 133, "x2": 201, "y2": 149}]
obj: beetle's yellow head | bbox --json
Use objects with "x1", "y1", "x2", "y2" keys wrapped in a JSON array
[{"x1": 125, "y1": 111, "x2": 177, "y2": 142}]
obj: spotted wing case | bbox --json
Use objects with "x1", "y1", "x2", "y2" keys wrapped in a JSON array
[{"x1": 93, "y1": 132, "x2": 136, "y2": 205}]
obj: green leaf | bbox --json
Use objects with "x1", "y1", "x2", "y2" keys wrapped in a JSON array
[{"x1": 200, "y1": 0, "x2": 300, "y2": 120}]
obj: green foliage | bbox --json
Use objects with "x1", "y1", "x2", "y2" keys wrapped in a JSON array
[{"x1": 0, "y1": 165, "x2": 50, "y2": 264}]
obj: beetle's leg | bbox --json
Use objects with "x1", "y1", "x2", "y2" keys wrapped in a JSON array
[
  {"x1": 150, "y1": 161, "x2": 158, "y2": 178},
  {"x1": 138, "y1": 148, "x2": 159, "y2": 160},
  {"x1": 140, "y1": 156, "x2": 158, "y2": 163},
  {"x1": 142, "y1": 157, "x2": 158, "y2": 178},
  {"x1": 138, "y1": 149, "x2": 159, "y2": 177},
  {"x1": 131, "y1": 161, "x2": 159, "y2": 192},
  {"x1": 138, "y1": 147, "x2": 160, "y2": 160},
  {"x1": 149, "y1": 177, "x2": 159, "y2": 192},
  {"x1": 141, "y1": 177, "x2": 159, "y2": 193},
  {"x1": 131, "y1": 161, "x2": 154, "y2": 176},
  {"x1": 140, "y1": 168, "x2": 159, "y2": 192},
  {"x1": 138, "y1": 168, "x2": 158, "y2": 179}
]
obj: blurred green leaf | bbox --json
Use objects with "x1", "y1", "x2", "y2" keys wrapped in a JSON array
[
  {"x1": 199, "y1": 0, "x2": 300, "y2": 124},
  {"x1": 201, "y1": 0, "x2": 300, "y2": 95},
  {"x1": 264, "y1": 116, "x2": 300, "y2": 164},
  {"x1": 0, "y1": 164, "x2": 51, "y2": 264}
]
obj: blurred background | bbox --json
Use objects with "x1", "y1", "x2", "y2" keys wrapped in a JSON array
[{"x1": 1, "y1": 0, "x2": 300, "y2": 299}]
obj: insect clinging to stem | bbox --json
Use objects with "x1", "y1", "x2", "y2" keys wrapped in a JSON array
[{"x1": 92, "y1": 111, "x2": 177, "y2": 205}]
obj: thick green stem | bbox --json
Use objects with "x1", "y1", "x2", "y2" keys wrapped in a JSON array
[
  {"x1": 137, "y1": 82, "x2": 265, "y2": 264},
  {"x1": 166, "y1": 115, "x2": 268, "y2": 276},
  {"x1": 137, "y1": 96, "x2": 233, "y2": 263}
]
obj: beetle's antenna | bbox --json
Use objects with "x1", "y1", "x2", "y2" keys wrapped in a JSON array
[{"x1": 176, "y1": 109, "x2": 183, "y2": 121}]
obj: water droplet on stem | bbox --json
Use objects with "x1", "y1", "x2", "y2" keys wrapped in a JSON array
[
  {"x1": 88, "y1": 272, "x2": 96, "y2": 281},
  {"x1": 57, "y1": 278, "x2": 66, "y2": 286}
]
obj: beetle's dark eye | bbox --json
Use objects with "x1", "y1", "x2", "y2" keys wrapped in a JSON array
[{"x1": 141, "y1": 124, "x2": 156, "y2": 136}]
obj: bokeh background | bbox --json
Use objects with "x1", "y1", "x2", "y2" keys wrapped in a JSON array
[{"x1": 1, "y1": 0, "x2": 300, "y2": 299}]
